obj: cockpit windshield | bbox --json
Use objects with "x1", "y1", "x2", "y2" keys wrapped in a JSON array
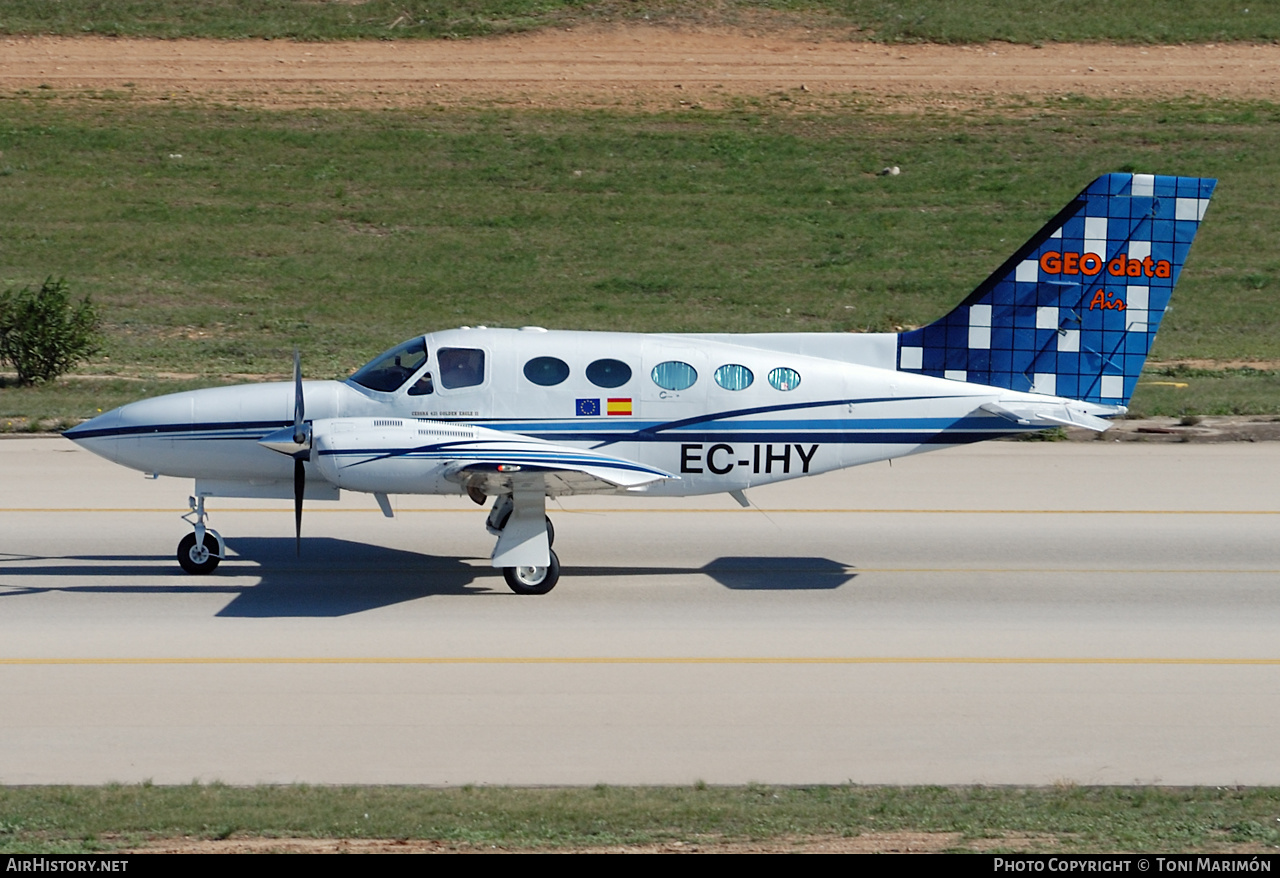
[{"x1": 349, "y1": 337, "x2": 428, "y2": 392}]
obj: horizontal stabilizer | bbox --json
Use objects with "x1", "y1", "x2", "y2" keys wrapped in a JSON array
[{"x1": 979, "y1": 400, "x2": 1116, "y2": 433}]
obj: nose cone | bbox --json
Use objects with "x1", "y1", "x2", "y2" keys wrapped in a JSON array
[
  {"x1": 63, "y1": 406, "x2": 124, "y2": 462},
  {"x1": 62, "y1": 380, "x2": 351, "y2": 479},
  {"x1": 62, "y1": 390, "x2": 197, "y2": 472}
]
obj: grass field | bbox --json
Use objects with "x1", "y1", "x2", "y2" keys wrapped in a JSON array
[
  {"x1": 2, "y1": 783, "x2": 1279, "y2": 853},
  {"x1": 2, "y1": 94, "x2": 1278, "y2": 423},
  {"x1": 1, "y1": 0, "x2": 1278, "y2": 43}
]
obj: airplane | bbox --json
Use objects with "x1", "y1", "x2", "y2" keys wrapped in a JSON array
[{"x1": 64, "y1": 172, "x2": 1215, "y2": 594}]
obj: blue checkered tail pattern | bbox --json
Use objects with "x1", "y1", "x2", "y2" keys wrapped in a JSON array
[{"x1": 896, "y1": 173, "x2": 1215, "y2": 405}]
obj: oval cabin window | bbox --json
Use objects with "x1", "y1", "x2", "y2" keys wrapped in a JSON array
[
  {"x1": 586, "y1": 358, "x2": 632, "y2": 389},
  {"x1": 768, "y1": 367, "x2": 801, "y2": 392},
  {"x1": 523, "y1": 356, "x2": 570, "y2": 387},
  {"x1": 651, "y1": 361, "x2": 698, "y2": 391},
  {"x1": 714, "y1": 364, "x2": 753, "y2": 391}
]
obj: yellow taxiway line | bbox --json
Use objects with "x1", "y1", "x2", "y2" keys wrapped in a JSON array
[
  {"x1": 1, "y1": 508, "x2": 1278, "y2": 515},
  {"x1": 2, "y1": 656, "x2": 1279, "y2": 666}
]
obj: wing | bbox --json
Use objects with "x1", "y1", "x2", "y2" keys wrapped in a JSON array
[
  {"x1": 441, "y1": 436, "x2": 675, "y2": 497},
  {"x1": 311, "y1": 418, "x2": 675, "y2": 497}
]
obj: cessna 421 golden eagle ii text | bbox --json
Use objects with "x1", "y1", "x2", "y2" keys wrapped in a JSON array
[{"x1": 66, "y1": 173, "x2": 1215, "y2": 594}]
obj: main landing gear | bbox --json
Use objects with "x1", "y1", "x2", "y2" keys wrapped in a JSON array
[
  {"x1": 178, "y1": 495, "x2": 225, "y2": 575},
  {"x1": 502, "y1": 552, "x2": 561, "y2": 596},
  {"x1": 485, "y1": 495, "x2": 555, "y2": 547},
  {"x1": 486, "y1": 489, "x2": 559, "y2": 595}
]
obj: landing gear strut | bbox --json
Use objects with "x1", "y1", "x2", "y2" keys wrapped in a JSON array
[
  {"x1": 178, "y1": 495, "x2": 224, "y2": 575},
  {"x1": 488, "y1": 482, "x2": 560, "y2": 595},
  {"x1": 485, "y1": 494, "x2": 555, "y2": 547}
]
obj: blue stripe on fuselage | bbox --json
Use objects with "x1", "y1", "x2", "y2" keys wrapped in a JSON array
[
  {"x1": 64, "y1": 395, "x2": 1028, "y2": 447},
  {"x1": 63, "y1": 419, "x2": 290, "y2": 441},
  {"x1": 69, "y1": 422, "x2": 1021, "y2": 446}
]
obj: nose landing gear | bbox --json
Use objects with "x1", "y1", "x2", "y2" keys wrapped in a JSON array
[{"x1": 178, "y1": 495, "x2": 225, "y2": 575}]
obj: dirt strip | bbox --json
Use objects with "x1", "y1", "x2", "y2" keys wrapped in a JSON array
[
  {"x1": 3, "y1": 28, "x2": 1279, "y2": 109},
  {"x1": 120, "y1": 831, "x2": 979, "y2": 853},
  {"x1": 116, "y1": 830, "x2": 1278, "y2": 854}
]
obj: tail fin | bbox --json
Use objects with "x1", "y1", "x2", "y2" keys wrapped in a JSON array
[{"x1": 896, "y1": 173, "x2": 1215, "y2": 405}]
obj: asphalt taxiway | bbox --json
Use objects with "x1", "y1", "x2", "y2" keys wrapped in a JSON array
[{"x1": 2, "y1": 437, "x2": 1277, "y2": 785}]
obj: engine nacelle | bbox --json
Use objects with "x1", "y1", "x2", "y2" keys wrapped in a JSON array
[{"x1": 311, "y1": 418, "x2": 472, "y2": 495}]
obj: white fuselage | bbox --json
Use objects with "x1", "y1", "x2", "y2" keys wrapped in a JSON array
[{"x1": 66, "y1": 327, "x2": 1079, "y2": 501}]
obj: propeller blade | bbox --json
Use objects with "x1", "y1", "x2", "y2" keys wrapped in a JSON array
[
  {"x1": 292, "y1": 348, "x2": 306, "y2": 443},
  {"x1": 294, "y1": 457, "x2": 305, "y2": 557},
  {"x1": 293, "y1": 349, "x2": 306, "y2": 556}
]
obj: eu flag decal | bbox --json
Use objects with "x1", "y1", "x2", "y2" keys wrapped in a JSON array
[{"x1": 576, "y1": 398, "x2": 601, "y2": 416}]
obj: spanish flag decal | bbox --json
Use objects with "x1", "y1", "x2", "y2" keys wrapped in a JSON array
[{"x1": 607, "y1": 398, "x2": 632, "y2": 416}]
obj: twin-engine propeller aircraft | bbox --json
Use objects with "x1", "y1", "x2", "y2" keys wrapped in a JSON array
[{"x1": 66, "y1": 173, "x2": 1215, "y2": 594}]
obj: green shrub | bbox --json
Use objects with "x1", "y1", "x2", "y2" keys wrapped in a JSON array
[{"x1": 0, "y1": 279, "x2": 101, "y2": 385}]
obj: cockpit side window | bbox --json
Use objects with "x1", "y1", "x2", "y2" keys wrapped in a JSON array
[
  {"x1": 407, "y1": 373, "x2": 434, "y2": 396},
  {"x1": 350, "y1": 337, "x2": 428, "y2": 393},
  {"x1": 438, "y1": 347, "x2": 486, "y2": 389}
]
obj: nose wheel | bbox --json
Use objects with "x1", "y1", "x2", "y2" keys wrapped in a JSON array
[
  {"x1": 177, "y1": 532, "x2": 221, "y2": 575},
  {"x1": 178, "y1": 495, "x2": 224, "y2": 575}
]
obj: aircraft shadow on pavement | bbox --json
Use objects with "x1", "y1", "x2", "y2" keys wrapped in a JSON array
[
  {"x1": 701, "y1": 556, "x2": 854, "y2": 590},
  {"x1": 0, "y1": 542, "x2": 855, "y2": 617},
  {"x1": 0, "y1": 540, "x2": 495, "y2": 616},
  {"x1": 214, "y1": 538, "x2": 491, "y2": 616},
  {"x1": 557, "y1": 556, "x2": 855, "y2": 590}
]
